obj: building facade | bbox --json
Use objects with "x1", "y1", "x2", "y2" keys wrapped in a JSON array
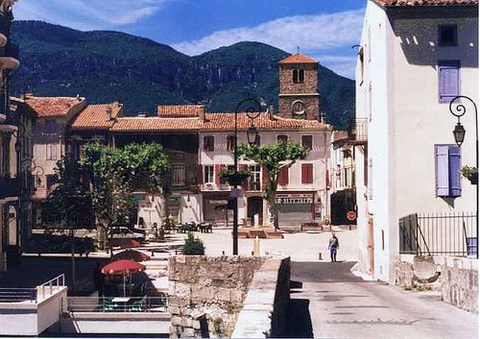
[
  {"x1": 355, "y1": 0, "x2": 478, "y2": 282},
  {"x1": 0, "y1": 0, "x2": 19, "y2": 270}
]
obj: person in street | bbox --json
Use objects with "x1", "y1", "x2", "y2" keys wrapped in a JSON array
[{"x1": 328, "y1": 232, "x2": 339, "y2": 262}]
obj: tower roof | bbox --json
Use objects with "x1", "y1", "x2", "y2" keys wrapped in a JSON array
[{"x1": 278, "y1": 53, "x2": 318, "y2": 65}]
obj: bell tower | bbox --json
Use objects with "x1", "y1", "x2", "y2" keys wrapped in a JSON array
[{"x1": 278, "y1": 53, "x2": 319, "y2": 120}]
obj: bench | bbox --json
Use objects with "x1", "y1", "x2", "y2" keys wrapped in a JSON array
[{"x1": 199, "y1": 224, "x2": 213, "y2": 233}]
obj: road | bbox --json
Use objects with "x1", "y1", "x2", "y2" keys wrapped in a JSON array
[{"x1": 286, "y1": 261, "x2": 478, "y2": 338}]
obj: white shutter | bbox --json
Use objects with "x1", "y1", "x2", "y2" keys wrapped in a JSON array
[{"x1": 435, "y1": 145, "x2": 450, "y2": 196}]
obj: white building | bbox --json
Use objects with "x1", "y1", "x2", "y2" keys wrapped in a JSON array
[{"x1": 355, "y1": 0, "x2": 478, "y2": 282}]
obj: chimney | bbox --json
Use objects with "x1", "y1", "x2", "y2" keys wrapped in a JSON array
[
  {"x1": 198, "y1": 105, "x2": 206, "y2": 122},
  {"x1": 320, "y1": 112, "x2": 327, "y2": 124},
  {"x1": 105, "y1": 106, "x2": 113, "y2": 121},
  {"x1": 268, "y1": 105, "x2": 275, "y2": 120}
]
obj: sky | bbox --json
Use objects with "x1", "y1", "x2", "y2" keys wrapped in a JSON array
[{"x1": 14, "y1": 0, "x2": 367, "y2": 79}]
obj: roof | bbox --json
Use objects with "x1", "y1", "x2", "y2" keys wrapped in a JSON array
[
  {"x1": 70, "y1": 103, "x2": 123, "y2": 130},
  {"x1": 157, "y1": 105, "x2": 204, "y2": 118},
  {"x1": 372, "y1": 0, "x2": 477, "y2": 6},
  {"x1": 278, "y1": 53, "x2": 318, "y2": 65},
  {"x1": 111, "y1": 112, "x2": 330, "y2": 133},
  {"x1": 21, "y1": 96, "x2": 86, "y2": 118},
  {"x1": 112, "y1": 117, "x2": 201, "y2": 132},
  {"x1": 332, "y1": 131, "x2": 349, "y2": 143}
]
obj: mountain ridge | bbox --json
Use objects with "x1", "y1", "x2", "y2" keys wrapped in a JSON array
[{"x1": 10, "y1": 20, "x2": 354, "y2": 129}]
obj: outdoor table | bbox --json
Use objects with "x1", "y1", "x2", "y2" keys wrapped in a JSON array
[{"x1": 112, "y1": 297, "x2": 131, "y2": 311}]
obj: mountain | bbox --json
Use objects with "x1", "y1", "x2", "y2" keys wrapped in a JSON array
[{"x1": 11, "y1": 20, "x2": 354, "y2": 129}]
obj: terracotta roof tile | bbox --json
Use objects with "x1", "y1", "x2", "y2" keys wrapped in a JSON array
[
  {"x1": 157, "y1": 105, "x2": 204, "y2": 117},
  {"x1": 71, "y1": 103, "x2": 123, "y2": 130},
  {"x1": 332, "y1": 131, "x2": 349, "y2": 142},
  {"x1": 112, "y1": 117, "x2": 201, "y2": 132},
  {"x1": 278, "y1": 53, "x2": 318, "y2": 65},
  {"x1": 202, "y1": 113, "x2": 328, "y2": 131},
  {"x1": 111, "y1": 112, "x2": 330, "y2": 133},
  {"x1": 373, "y1": 0, "x2": 477, "y2": 6},
  {"x1": 23, "y1": 96, "x2": 86, "y2": 118}
]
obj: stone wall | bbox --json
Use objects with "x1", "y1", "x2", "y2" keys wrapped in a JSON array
[
  {"x1": 395, "y1": 255, "x2": 478, "y2": 313},
  {"x1": 232, "y1": 256, "x2": 290, "y2": 338},
  {"x1": 168, "y1": 255, "x2": 266, "y2": 338}
]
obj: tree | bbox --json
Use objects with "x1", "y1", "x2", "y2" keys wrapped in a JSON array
[
  {"x1": 237, "y1": 140, "x2": 309, "y2": 229},
  {"x1": 81, "y1": 142, "x2": 169, "y2": 250}
]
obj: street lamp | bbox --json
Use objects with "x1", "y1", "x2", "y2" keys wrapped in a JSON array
[
  {"x1": 233, "y1": 99, "x2": 261, "y2": 255},
  {"x1": 449, "y1": 96, "x2": 478, "y2": 259}
]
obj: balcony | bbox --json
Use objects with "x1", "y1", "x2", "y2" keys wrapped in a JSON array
[
  {"x1": 0, "y1": 41, "x2": 19, "y2": 69},
  {"x1": 0, "y1": 177, "x2": 18, "y2": 201},
  {"x1": 347, "y1": 118, "x2": 368, "y2": 145}
]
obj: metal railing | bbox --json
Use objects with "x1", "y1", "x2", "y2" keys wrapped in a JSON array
[
  {"x1": 399, "y1": 212, "x2": 477, "y2": 257},
  {"x1": 347, "y1": 118, "x2": 368, "y2": 144},
  {"x1": 0, "y1": 274, "x2": 65, "y2": 303},
  {"x1": 67, "y1": 296, "x2": 168, "y2": 313}
]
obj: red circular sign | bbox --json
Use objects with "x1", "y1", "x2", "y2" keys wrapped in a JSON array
[{"x1": 346, "y1": 211, "x2": 357, "y2": 221}]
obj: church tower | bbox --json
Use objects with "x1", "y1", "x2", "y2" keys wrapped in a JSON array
[{"x1": 278, "y1": 53, "x2": 319, "y2": 120}]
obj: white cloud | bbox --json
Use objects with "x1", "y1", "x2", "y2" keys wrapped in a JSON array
[
  {"x1": 172, "y1": 9, "x2": 365, "y2": 56},
  {"x1": 14, "y1": 0, "x2": 166, "y2": 30}
]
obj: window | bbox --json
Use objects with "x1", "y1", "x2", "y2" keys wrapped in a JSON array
[
  {"x1": 226, "y1": 135, "x2": 235, "y2": 152},
  {"x1": 438, "y1": 60, "x2": 460, "y2": 103},
  {"x1": 435, "y1": 144, "x2": 461, "y2": 197},
  {"x1": 46, "y1": 144, "x2": 57, "y2": 160},
  {"x1": 302, "y1": 135, "x2": 312, "y2": 150},
  {"x1": 293, "y1": 69, "x2": 304, "y2": 83},
  {"x1": 277, "y1": 135, "x2": 288, "y2": 143},
  {"x1": 204, "y1": 165, "x2": 214, "y2": 184},
  {"x1": 301, "y1": 163, "x2": 313, "y2": 184},
  {"x1": 438, "y1": 25, "x2": 457, "y2": 47},
  {"x1": 249, "y1": 164, "x2": 261, "y2": 191},
  {"x1": 204, "y1": 136, "x2": 214, "y2": 152},
  {"x1": 171, "y1": 163, "x2": 185, "y2": 186},
  {"x1": 278, "y1": 167, "x2": 289, "y2": 186}
]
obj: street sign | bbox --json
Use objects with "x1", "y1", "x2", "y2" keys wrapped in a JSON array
[{"x1": 346, "y1": 211, "x2": 357, "y2": 221}]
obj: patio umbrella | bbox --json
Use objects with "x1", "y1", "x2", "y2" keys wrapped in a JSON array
[
  {"x1": 110, "y1": 238, "x2": 141, "y2": 249},
  {"x1": 112, "y1": 249, "x2": 151, "y2": 262},
  {"x1": 101, "y1": 259, "x2": 146, "y2": 297}
]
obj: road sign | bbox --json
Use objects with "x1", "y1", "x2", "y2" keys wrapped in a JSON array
[{"x1": 346, "y1": 211, "x2": 357, "y2": 221}]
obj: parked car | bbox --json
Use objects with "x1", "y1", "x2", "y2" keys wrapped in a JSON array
[{"x1": 110, "y1": 227, "x2": 145, "y2": 242}]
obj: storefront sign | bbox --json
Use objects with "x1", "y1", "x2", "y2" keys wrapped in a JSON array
[{"x1": 275, "y1": 193, "x2": 313, "y2": 204}]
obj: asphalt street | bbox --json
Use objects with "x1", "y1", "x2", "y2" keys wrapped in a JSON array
[{"x1": 286, "y1": 261, "x2": 478, "y2": 338}]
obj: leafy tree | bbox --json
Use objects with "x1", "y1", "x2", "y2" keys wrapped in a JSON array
[
  {"x1": 237, "y1": 140, "x2": 309, "y2": 229},
  {"x1": 182, "y1": 232, "x2": 205, "y2": 255},
  {"x1": 81, "y1": 142, "x2": 169, "y2": 250}
]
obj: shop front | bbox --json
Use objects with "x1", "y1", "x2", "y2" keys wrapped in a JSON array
[
  {"x1": 202, "y1": 192, "x2": 232, "y2": 226},
  {"x1": 276, "y1": 192, "x2": 315, "y2": 228}
]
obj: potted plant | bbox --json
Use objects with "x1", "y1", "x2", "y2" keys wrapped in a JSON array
[
  {"x1": 218, "y1": 167, "x2": 251, "y2": 186},
  {"x1": 460, "y1": 166, "x2": 478, "y2": 185}
]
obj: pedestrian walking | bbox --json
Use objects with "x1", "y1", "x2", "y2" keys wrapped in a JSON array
[{"x1": 328, "y1": 232, "x2": 339, "y2": 262}]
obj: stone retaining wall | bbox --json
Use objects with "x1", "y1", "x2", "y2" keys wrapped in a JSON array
[
  {"x1": 232, "y1": 256, "x2": 290, "y2": 338},
  {"x1": 395, "y1": 255, "x2": 478, "y2": 313},
  {"x1": 168, "y1": 255, "x2": 266, "y2": 338}
]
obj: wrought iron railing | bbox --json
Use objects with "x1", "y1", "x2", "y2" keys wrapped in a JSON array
[
  {"x1": 399, "y1": 212, "x2": 477, "y2": 257},
  {"x1": 67, "y1": 296, "x2": 168, "y2": 313},
  {"x1": 0, "y1": 274, "x2": 65, "y2": 303}
]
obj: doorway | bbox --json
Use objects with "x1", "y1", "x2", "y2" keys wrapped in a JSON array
[{"x1": 247, "y1": 197, "x2": 263, "y2": 226}]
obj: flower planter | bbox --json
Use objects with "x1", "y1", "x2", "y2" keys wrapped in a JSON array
[
  {"x1": 226, "y1": 172, "x2": 250, "y2": 186},
  {"x1": 468, "y1": 173, "x2": 478, "y2": 185}
]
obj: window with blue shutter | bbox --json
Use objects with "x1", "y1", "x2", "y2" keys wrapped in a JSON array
[
  {"x1": 438, "y1": 60, "x2": 460, "y2": 103},
  {"x1": 435, "y1": 144, "x2": 461, "y2": 197}
]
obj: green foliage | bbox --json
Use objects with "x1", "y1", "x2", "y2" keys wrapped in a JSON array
[
  {"x1": 460, "y1": 165, "x2": 478, "y2": 179},
  {"x1": 237, "y1": 140, "x2": 310, "y2": 229},
  {"x1": 44, "y1": 156, "x2": 93, "y2": 229},
  {"x1": 80, "y1": 142, "x2": 169, "y2": 248},
  {"x1": 12, "y1": 21, "x2": 354, "y2": 129},
  {"x1": 182, "y1": 232, "x2": 205, "y2": 255},
  {"x1": 218, "y1": 167, "x2": 251, "y2": 185}
]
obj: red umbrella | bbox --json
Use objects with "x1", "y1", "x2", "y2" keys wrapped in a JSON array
[
  {"x1": 101, "y1": 259, "x2": 146, "y2": 297},
  {"x1": 112, "y1": 249, "x2": 151, "y2": 262},
  {"x1": 110, "y1": 238, "x2": 141, "y2": 249},
  {"x1": 101, "y1": 259, "x2": 146, "y2": 275}
]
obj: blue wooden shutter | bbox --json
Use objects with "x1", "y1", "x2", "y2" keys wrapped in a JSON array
[
  {"x1": 439, "y1": 60, "x2": 460, "y2": 103},
  {"x1": 435, "y1": 145, "x2": 449, "y2": 196},
  {"x1": 448, "y1": 146, "x2": 461, "y2": 197}
]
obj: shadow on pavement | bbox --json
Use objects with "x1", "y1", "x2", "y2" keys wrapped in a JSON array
[
  {"x1": 291, "y1": 261, "x2": 367, "y2": 283},
  {"x1": 285, "y1": 298, "x2": 313, "y2": 338}
]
